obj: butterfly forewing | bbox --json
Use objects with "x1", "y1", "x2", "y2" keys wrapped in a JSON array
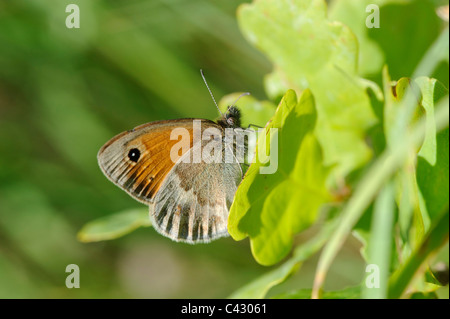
[{"x1": 97, "y1": 119, "x2": 197, "y2": 204}]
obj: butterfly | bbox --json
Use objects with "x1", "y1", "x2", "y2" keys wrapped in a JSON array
[{"x1": 97, "y1": 71, "x2": 250, "y2": 243}]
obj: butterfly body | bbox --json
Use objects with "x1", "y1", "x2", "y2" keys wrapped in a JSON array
[{"x1": 98, "y1": 108, "x2": 246, "y2": 243}]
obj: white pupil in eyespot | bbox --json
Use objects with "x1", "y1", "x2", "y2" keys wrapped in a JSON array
[{"x1": 128, "y1": 148, "x2": 140, "y2": 162}]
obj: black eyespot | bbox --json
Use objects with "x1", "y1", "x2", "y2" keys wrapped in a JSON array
[{"x1": 128, "y1": 148, "x2": 141, "y2": 163}]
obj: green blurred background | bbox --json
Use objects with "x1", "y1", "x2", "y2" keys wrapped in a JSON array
[{"x1": 3, "y1": 0, "x2": 442, "y2": 298}]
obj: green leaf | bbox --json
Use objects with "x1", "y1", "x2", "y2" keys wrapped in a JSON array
[
  {"x1": 228, "y1": 220, "x2": 336, "y2": 299},
  {"x1": 415, "y1": 77, "x2": 448, "y2": 166},
  {"x1": 352, "y1": 228, "x2": 370, "y2": 263},
  {"x1": 271, "y1": 285, "x2": 361, "y2": 299},
  {"x1": 228, "y1": 89, "x2": 331, "y2": 266},
  {"x1": 409, "y1": 291, "x2": 439, "y2": 299},
  {"x1": 77, "y1": 208, "x2": 151, "y2": 243},
  {"x1": 329, "y1": 0, "x2": 385, "y2": 76},
  {"x1": 330, "y1": 0, "x2": 443, "y2": 80},
  {"x1": 366, "y1": 0, "x2": 443, "y2": 80},
  {"x1": 238, "y1": 0, "x2": 378, "y2": 182},
  {"x1": 219, "y1": 93, "x2": 276, "y2": 128},
  {"x1": 417, "y1": 128, "x2": 449, "y2": 221},
  {"x1": 382, "y1": 73, "x2": 421, "y2": 146}
]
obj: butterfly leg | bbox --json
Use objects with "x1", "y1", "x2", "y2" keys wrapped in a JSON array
[{"x1": 246, "y1": 123, "x2": 263, "y2": 129}]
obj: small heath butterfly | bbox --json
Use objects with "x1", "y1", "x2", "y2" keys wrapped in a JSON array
[{"x1": 98, "y1": 71, "x2": 249, "y2": 243}]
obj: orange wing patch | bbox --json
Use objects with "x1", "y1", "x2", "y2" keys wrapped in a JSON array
[
  {"x1": 126, "y1": 126, "x2": 193, "y2": 200},
  {"x1": 97, "y1": 119, "x2": 219, "y2": 204}
]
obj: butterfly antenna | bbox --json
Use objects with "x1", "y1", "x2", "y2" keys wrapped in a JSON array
[
  {"x1": 200, "y1": 69, "x2": 222, "y2": 116},
  {"x1": 230, "y1": 92, "x2": 250, "y2": 108}
]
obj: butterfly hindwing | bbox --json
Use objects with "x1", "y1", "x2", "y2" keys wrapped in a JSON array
[{"x1": 151, "y1": 140, "x2": 242, "y2": 243}]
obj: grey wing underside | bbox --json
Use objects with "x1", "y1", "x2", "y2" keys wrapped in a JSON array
[{"x1": 149, "y1": 142, "x2": 243, "y2": 243}]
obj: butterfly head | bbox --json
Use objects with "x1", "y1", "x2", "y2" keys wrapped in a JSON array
[{"x1": 218, "y1": 105, "x2": 241, "y2": 128}]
